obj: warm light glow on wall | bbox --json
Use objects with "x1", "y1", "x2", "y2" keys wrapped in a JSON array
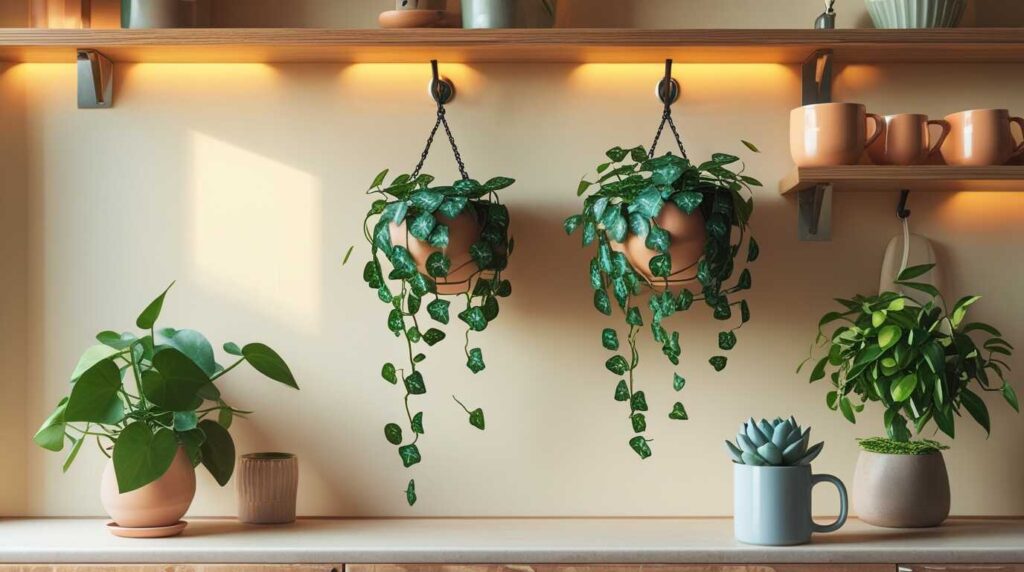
[
  {"x1": 339, "y1": 63, "x2": 482, "y2": 102},
  {"x1": 189, "y1": 132, "x2": 321, "y2": 331},
  {"x1": 569, "y1": 63, "x2": 794, "y2": 101},
  {"x1": 937, "y1": 191, "x2": 1024, "y2": 231},
  {"x1": 122, "y1": 63, "x2": 281, "y2": 92}
]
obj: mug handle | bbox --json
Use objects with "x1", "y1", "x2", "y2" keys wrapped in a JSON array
[
  {"x1": 810, "y1": 473, "x2": 848, "y2": 534},
  {"x1": 865, "y1": 113, "x2": 885, "y2": 149},
  {"x1": 1010, "y1": 116, "x2": 1024, "y2": 158},
  {"x1": 927, "y1": 119, "x2": 951, "y2": 156}
]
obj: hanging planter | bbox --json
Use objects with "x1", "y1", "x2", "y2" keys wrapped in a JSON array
[
  {"x1": 361, "y1": 62, "x2": 514, "y2": 506},
  {"x1": 564, "y1": 61, "x2": 760, "y2": 459}
]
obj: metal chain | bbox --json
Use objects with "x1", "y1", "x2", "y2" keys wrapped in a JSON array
[
  {"x1": 412, "y1": 103, "x2": 469, "y2": 180},
  {"x1": 648, "y1": 102, "x2": 688, "y2": 159}
]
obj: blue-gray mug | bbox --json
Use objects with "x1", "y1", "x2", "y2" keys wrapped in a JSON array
[{"x1": 733, "y1": 463, "x2": 848, "y2": 546}]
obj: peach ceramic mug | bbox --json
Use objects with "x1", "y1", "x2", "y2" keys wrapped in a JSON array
[
  {"x1": 868, "y1": 114, "x2": 950, "y2": 166},
  {"x1": 940, "y1": 108, "x2": 1024, "y2": 166},
  {"x1": 791, "y1": 103, "x2": 884, "y2": 167}
]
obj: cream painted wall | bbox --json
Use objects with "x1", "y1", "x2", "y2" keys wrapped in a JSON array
[{"x1": 1, "y1": 2, "x2": 1023, "y2": 518}]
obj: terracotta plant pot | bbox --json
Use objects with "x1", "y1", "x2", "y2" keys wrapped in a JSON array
[
  {"x1": 389, "y1": 210, "x2": 482, "y2": 295},
  {"x1": 237, "y1": 452, "x2": 299, "y2": 525},
  {"x1": 611, "y1": 202, "x2": 706, "y2": 289},
  {"x1": 100, "y1": 447, "x2": 196, "y2": 529},
  {"x1": 853, "y1": 450, "x2": 950, "y2": 528}
]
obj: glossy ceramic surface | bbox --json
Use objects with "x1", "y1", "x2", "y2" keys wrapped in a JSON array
[
  {"x1": 854, "y1": 450, "x2": 951, "y2": 528},
  {"x1": 100, "y1": 447, "x2": 196, "y2": 529},
  {"x1": 868, "y1": 113, "x2": 949, "y2": 165},
  {"x1": 865, "y1": 0, "x2": 966, "y2": 28},
  {"x1": 461, "y1": 0, "x2": 516, "y2": 28},
  {"x1": 940, "y1": 108, "x2": 1024, "y2": 166},
  {"x1": 733, "y1": 464, "x2": 848, "y2": 546},
  {"x1": 390, "y1": 210, "x2": 482, "y2": 295},
  {"x1": 791, "y1": 103, "x2": 884, "y2": 167}
]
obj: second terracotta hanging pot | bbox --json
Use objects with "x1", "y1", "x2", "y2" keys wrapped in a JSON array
[
  {"x1": 612, "y1": 202, "x2": 707, "y2": 289},
  {"x1": 390, "y1": 210, "x2": 482, "y2": 295}
]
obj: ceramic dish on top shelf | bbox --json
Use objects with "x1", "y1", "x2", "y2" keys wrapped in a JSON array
[{"x1": 865, "y1": 0, "x2": 966, "y2": 28}]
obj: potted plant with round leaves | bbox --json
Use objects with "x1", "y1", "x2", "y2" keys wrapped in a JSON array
[
  {"x1": 33, "y1": 283, "x2": 299, "y2": 537},
  {"x1": 802, "y1": 263, "x2": 1017, "y2": 528},
  {"x1": 362, "y1": 169, "x2": 513, "y2": 506},
  {"x1": 565, "y1": 142, "x2": 760, "y2": 459}
]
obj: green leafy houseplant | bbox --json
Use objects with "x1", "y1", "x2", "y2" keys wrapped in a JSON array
[
  {"x1": 565, "y1": 144, "x2": 760, "y2": 459},
  {"x1": 362, "y1": 169, "x2": 513, "y2": 505},
  {"x1": 33, "y1": 283, "x2": 299, "y2": 493},
  {"x1": 803, "y1": 263, "x2": 1018, "y2": 448}
]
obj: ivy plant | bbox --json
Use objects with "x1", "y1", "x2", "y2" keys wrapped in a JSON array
[
  {"x1": 33, "y1": 283, "x2": 299, "y2": 493},
  {"x1": 362, "y1": 169, "x2": 513, "y2": 505},
  {"x1": 564, "y1": 144, "x2": 760, "y2": 459},
  {"x1": 802, "y1": 264, "x2": 1018, "y2": 446}
]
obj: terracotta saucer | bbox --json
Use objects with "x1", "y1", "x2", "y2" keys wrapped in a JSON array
[
  {"x1": 378, "y1": 9, "x2": 461, "y2": 28},
  {"x1": 106, "y1": 520, "x2": 187, "y2": 538}
]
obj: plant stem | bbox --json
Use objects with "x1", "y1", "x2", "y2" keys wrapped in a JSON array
[
  {"x1": 452, "y1": 395, "x2": 471, "y2": 415},
  {"x1": 210, "y1": 357, "x2": 245, "y2": 382}
]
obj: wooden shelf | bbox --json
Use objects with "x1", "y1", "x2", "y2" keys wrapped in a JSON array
[
  {"x1": 779, "y1": 165, "x2": 1024, "y2": 195},
  {"x1": 2, "y1": 28, "x2": 1024, "y2": 64}
]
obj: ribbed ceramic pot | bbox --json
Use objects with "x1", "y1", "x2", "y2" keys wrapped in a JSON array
[
  {"x1": 237, "y1": 452, "x2": 299, "y2": 525},
  {"x1": 853, "y1": 450, "x2": 950, "y2": 528},
  {"x1": 865, "y1": 0, "x2": 966, "y2": 28},
  {"x1": 100, "y1": 447, "x2": 196, "y2": 529}
]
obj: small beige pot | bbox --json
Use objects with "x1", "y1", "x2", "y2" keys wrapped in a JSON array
[
  {"x1": 237, "y1": 452, "x2": 299, "y2": 525},
  {"x1": 853, "y1": 450, "x2": 950, "y2": 528},
  {"x1": 390, "y1": 210, "x2": 482, "y2": 295},
  {"x1": 100, "y1": 447, "x2": 196, "y2": 529}
]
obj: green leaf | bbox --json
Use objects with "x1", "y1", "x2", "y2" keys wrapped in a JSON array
[
  {"x1": 96, "y1": 331, "x2": 136, "y2": 350},
  {"x1": 891, "y1": 373, "x2": 918, "y2": 402},
  {"x1": 173, "y1": 411, "x2": 199, "y2": 432},
  {"x1": 484, "y1": 176, "x2": 514, "y2": 191},
  {"x1": 606, "y1": 355, "x2": 630, "y2": 375},
  {"x1": 673, "y1": 374, "x2": 686, "y2": 391},
  {"x1": 1002, "y1": 384, "x2": 1019, "y2": 412},
  {"x1": 614, "y1": 380, "x2": 629, "y2": 401},
  {"x1": 602, "y1": 328, "x2": 619, "y2": 350},
  {"x1": 381, "y1": 362, "x2": 398, "y2": 384},
  {"x1": 839, "y1": 396, "x2": 857, "y2": 423},
  {"x1": 161, "y1": 328, "x2": 218, "y2": 377},
  {"x1": 223, "y1": 342, "x2": 243, "y2": 356},
  {"x1": 404, "y1": 371, "x2": 426, "y2": 395},
  {"x1": 427, "y1": 224, "x2": 449, "y2": 248},
  {"x1": 629, "y1": 436, "x2": 652, "y2": 459},
  {"x1": 427, "y1": 299, "x2": 450, "y2": 324},
  {"x1": 423, "y1": 328, "x2": 446, "y2": 346},
  {"x1": 564, "y1": 214, "x2": 583, "y2": 235},
  {"x1": 70, "y1": 344, "x2": 120, "y2": 381},
  {"x1": 606, "y1": 146, "x2": 628, "y2": 162},
  {"x1": 467, "y1": 348, "x2": 485, "y2": 373},
  {"x1": 630, "y1": 188, "x2": 664, "y2": 218},
  {"x1": 649, "y1": 254, "x2": 672, "y2": 278},
  {"x1": 384, "y1": 423, "x2": 403, "y2": 445},
  {"x1": 630, "y1": 391, "x2": 649, "y2": 412},
  {"x1": 577, "y1": 180, "x2": 592, "y2": 196},
  {"x1": 370, "y1": 169, "x2": 389, "y2": 189},
  {"x1": 964, "y1": 322, "x2": 1002, "y2": 337},
  {"x1": 672, "y1": 190, "x2": 703, "y2": 214},
  {"x1": 242, "y1": 343, "x2": 298, "y2": 389},
  {"x1": 626, "y1": 307, "x2": 643, "y2": 326},
  {"x1": 740, "y1": 300, "x2": 750, "y2": 323},
  {"x1": 399, "y1": 444, "x2": 421, "y2": 468},
  {"x1": 809, "y1": 356, "x2": 828, "y2": 382},
  {"x1": 582, "y1": 220, "x2": 597, "y2": 246},
  {"x1": 594, "y1": 290, "x2": 612, "y2": 316},
  {"x1": 405, "y1": 479, "x2": 417, "y2": 506},
  {"x1": 718, "y1": 331, "x2": 737, "y2": 351},
  {"x1": 112, "y1": 422, "x2": 177, "y2": 493},
  {"x1": 218, "y1": 405, "x2": 233, "y2": 429},
  {"x1": 410, "y1": 190, "x2": 444, "y2": 212},
  {"x1": 669, "y1": 402, "x2": 689, "y2": 420},
  {"x1": 951, "y1": 295, "x2": 982, "y2": 328},
  {"x1": 459, "y1": 307, "x2": 488, "y2": 332},
  {"x1": 961, "y1": 388, "x2": 991, "y2": 435},
  {"x1": 425, "y1": 252, "x2": 450, "y2": 278},
  {"x1": 34, "y1": 398, "x2": 68, "y2": 452},
  {"x1": 468, "y1": 408, "x2": 486, "y2": 430},
  {"x1": 709, "y1": 356, "x2": 728, "y2": 371},
  {"x1": 136, "y1": 282, "x2": 174, "y2": 329},
  {"x1": 628, "y1": 213, "x2": 651, "y2": 238},
  {"x1": 877, "y1": 325, "x2": 902, "y2": 350},
  {"x1": 712, "y1": 152, "x2": 739, "y2": 164},
  {"x1": 411, "y1": 412, "x2": 425, "y2": 434},
  {"x1": 65, "y1": 360, "x2": 124, "y2": 424},
  {"x1": 741, "y1": 140, "x2": 760, "y2": 153},
  {"x1": 62, "y1": 433, "x2": 84, "y2": 473},
  {"x1": 645, "y1": 225, "x2": 670, "y2": 253},
  {"x1": 631, "y1": 413, "x2": 647, "y2": 433},
  {"x1": 199, "y1": 419, "x2": 236, "y2": 486},
  {"x1": 899, "y1": 281, "x2": 941, "y2": 299},
  {"x1": 897, "y1": 264, "x2": 935, "y2": 282},
  {"x1": 409, "y1": 211, "x2": 437, "y2": 240}
]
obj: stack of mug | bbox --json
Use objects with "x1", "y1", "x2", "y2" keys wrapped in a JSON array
[{"x1": 791, "y1": 103, "x2": 1024, "y2": 167}]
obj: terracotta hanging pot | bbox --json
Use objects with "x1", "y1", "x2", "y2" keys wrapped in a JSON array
[
  {"x1": 853, "y1": 450, "x2": 950, "y2": 528},
  {"x1": 100, "y1": 447, "x2": 196, "y2": 531},
  {"x1": 390, "y1": 210, "x2": 482, "y2": 295},
  {"x1": 612, "y1": 202, "x2": 707, "y2": 289}
]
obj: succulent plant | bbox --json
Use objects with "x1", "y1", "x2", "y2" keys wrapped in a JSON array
[{"x1": 725, "y1": 417, "x2": 823, "y2": 466}]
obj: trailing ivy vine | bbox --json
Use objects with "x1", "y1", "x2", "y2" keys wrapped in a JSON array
[
  {"x1": 362, "y1": 169, "x2": 513, "y2": 505},
  {"x1": 565, "y1": 144, "x2": 760, "y2": 459}
]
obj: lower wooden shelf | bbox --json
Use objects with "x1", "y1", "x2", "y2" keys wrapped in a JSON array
[{"x1": 778, "y1": 165, "x2": 1024, "y2": 195}]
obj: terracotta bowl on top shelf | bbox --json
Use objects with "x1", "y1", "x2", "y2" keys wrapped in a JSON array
[{"x1": 379, "y1": 10, "x2": 461, "y2": 28}]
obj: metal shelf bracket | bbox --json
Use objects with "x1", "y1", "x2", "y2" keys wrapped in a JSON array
[
  {"x1": 77, "y1": 49, "x2": 112, "y2": 109},
  {"x1": 797, "y1": 48, "x2": 834, "y2": 241}
]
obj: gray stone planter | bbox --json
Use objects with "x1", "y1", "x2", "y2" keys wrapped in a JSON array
[{"x1": 853, "y1": 450, "x2": 951, "y2": 528}]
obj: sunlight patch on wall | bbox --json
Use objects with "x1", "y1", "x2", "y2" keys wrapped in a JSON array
[{"x1": 189, "y1": 131, "x2": 321, "y2": 331}]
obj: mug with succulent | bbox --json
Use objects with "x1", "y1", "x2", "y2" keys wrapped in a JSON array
[
  {"x1": 33, "y1": 283, "x2": 298, "y2": 535},
  {"x1": 360, "y1": 78, "x2": 514, "y2": 505},
  {"x1": 802, "y1": 263, "x2": 1017, "y2": 527},
  {"x1": 564, "y1": 139, "x2": 760, "y2": 459}
]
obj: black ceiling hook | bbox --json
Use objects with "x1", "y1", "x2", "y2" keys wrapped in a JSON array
[
  {"x1": 656, "y1": 58, "x2": 680, "y2": 106},
  {"x1": 429, "y1": 59, "x2": 455, "y2": 105},
  {"x1": 897, "y1": 189, "x2": 911, "y2": 219}
]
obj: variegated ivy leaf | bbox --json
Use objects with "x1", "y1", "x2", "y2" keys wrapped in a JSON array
[
  {"x1": 388, "y1": 246, "x2": 417, "y2": 279},
  {"x1": 747, "y1": 236, "x2": 760, "y2": 262},
  {"x1": 602, "y1": 328, "x2": 619, "y2": 350},
  {"x1": 469, "y1": 242, "x2": 493, "y2": 268},
  {"x1": 438, "y1": 197, "x2": 468, "y2": 219},
  {"x1": 563, "y1": 214, "x2": 583, "y2": 235},
  {"x1": 669, "y1": 402, "x2": 688, "y2": 420},
  {"x1": 631, "y1": 413, "x2": 646, "y2": 433},
  {"x1": 629, "y1": 188, "x2": 663, "y2": 219},
  {"x1": 409, "y1": 212, "x2": 436, "y2": 240},
  {"x1": 409, "y1": 190, "x2": 444, "y2": 212},
  {"x1": 606, "y1": 355, "x2": 629, "y2": 375},
  {"x1": 645, "y1": 225, "x2": 670, "y2": 253},
  {"x1": 425, "y1": 252, "x2": 450, "y2": 278},
  {"x1": 459, "y1": 307, "x2": 488, "y2": 332},
  {"x1": 404, "y1": 371, "x2": 426, "y2": 395},
  {"x1": 673, "y1": 374, "x2": 686, "y2": 391},
  {"x1": 628, "y1": 213, "x2": 650, "y2": 238},
  {"x1": 649, "y1": 254, "x2": 672, "y2": 278},
  {"x1": 614, "y1": 380, "x2": 629, "y2": 401},
  {"x1": 468, "y1": 408, "x2": 486, "y2": 430},
  {"x1": 411, "y1": 412, "x2": 424, "y2": 434},
  {"x1": 373, "y1": 219, "x2": 393, "y2": 255},
  {"x1": 714, "y1": 301, "x2": 732, "y2": 321},
  {"x1": 427, "y1": 299, "x2": 450, "y2": 324},
  {"x1": 387, "y1": 309, "x2": 404, "y2": 335},
  {"x1": 613, "y1": 279, "x2": 629, "y2": 309},
  {"x1": 484, "y1": 176, "x2": 514, "y2": 191},
  {"x1": 592, "y1": 197, "x2": 609, "y2": 221},
  {"x1": 678, "y1": 289, "x2": 694, "y2": 311},
  {"x1": 709, "y1": 356, "x2": 728, "y2": 371},
  {"x1": 369, "y1": 199, "x2": 387, "y2": 215},
  {"x1": 398, "y1": 443, "x2": 421, "y2": 468},
  {"x1": 630, "y1": 391, "x2": 648, "y2": 412},
  {"x1": 629, "y1": 436, "x2": 652, "y2": 459},
  {"x1": 673, "y1": 190, "x2": 703, "y2": 214},
  {"x1": 482, "y1": 297, "x2": 499, "y2": 321},
  {"x1": 363, "y1": 260, "x2": 382, "y2": 288},
  {"x1": 741, "y1": 300, "x2": 750, "y2": 323},
  {"x1": 377, "y1": 285, "x2": 393, "y2": 303},
  {"x1": 719, "y1": 331, "x2": 737, "y2": 350},
  {"x1": 381, "y1": 363, "x2": 397, "y2": 384},
  {"x1": 423, "y1": 328, "x2": 446, "y2": 346},
  {"x1": 487, "y1": 204, "x2": 510, "y2": 227},
  {"x1": 407, "y1": 294, "x2": 421, "y2": 314},
  {"x1": 467, "y1": 348, "x2": 485, "y2": 373},
  {"x1": 427, "y1": 224, "x2": 449, "y2": 248},
  {"x1": 408, "y1": 273, "x2": 433, "y2": 297},
  {"x1": 406, "y1": 327, "x2": 421, "y2": 343},
  {"x1": 594, "y1": 290, "x2": 612, "y2": 316},
  {"x1": 597, "y1": 242, "x2": 613, "y2": 273},
  {"x1": 589, "y1": 259, "x2": 602, "y2": 290},
  {"x1": 405, "y1": 479, "x2": 417, "y2": 506},
  {"x1": 496, "y1": 280, "x2": 512, "y2": 297},
  {"x1": 626, "y1": 307, "x2": 643, "y2": 327},
  {"x1": 604, "y1": 209, "x2": 628, "y2": 243},
  {"x1": 582, "y1": 220, "x2": 596, "y2": 246},
  {"x1": 383, "y1": 201, "x2": 408, "y2": 224},
  {"x1": 384, "y1": 423, "x2": 403, "y2": 445}
]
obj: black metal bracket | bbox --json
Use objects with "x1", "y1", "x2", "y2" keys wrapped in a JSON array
[
  {"x1": 897, "y1": 189, "x2": 912, "y2": 219},
  {"x1": 655, "y1": 58, "x2": 680, "y2": 105},
  {"x1": 428, "y1": 59, "x2": 455, "y2": 105},
  {"x1": 797, "y1": 48, "x2": 835, "y2": 241}
]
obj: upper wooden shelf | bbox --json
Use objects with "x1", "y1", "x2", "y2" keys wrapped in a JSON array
[
  {"x1": 2, "y1": 28, "x2": 1024, "y2": 64},
  {"x1": 779, "y1": 165, "x2": 1024, "y2": 195}
]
